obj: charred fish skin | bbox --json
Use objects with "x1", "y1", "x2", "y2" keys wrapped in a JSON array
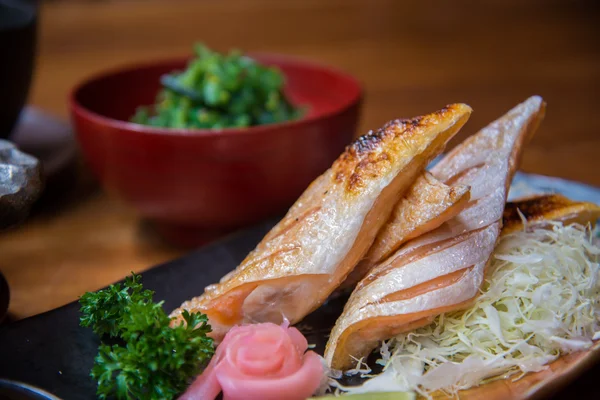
[
  {"x1": 170, "y1": 104, "x2": 473, "y2": 342},
  {"x1": 326, "y1": 96, "x2": 546, "y2": 370},
  {"x1": 502, "y1": 194, "x2": 600, "y2": 234}
]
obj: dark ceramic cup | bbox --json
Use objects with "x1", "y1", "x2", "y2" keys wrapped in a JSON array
[{"x1": 0, "y1": 0, "x2": 37, "y2": 139}]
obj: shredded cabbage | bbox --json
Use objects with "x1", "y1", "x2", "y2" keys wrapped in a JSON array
[{"x1": 340, "y1": 221, "x2": 600, "y2": 397}]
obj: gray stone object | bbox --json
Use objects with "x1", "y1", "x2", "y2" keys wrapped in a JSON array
[{"x1": 0, "y1": 139, "x2": 41, "y2": 229}]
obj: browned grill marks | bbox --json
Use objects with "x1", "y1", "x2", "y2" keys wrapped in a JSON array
[
  {"x1": 379, "y1": 266, "x2": 474, "y2": 303},
  {"x1": 357, "y1": 225, "x2": 490, "y2": 290},
  {"x1": 503, "y1": 194, "x2": 572, "y2": 225},
  {"x1": 502, "y1": 194, "x2": 600, "y2": 233}
]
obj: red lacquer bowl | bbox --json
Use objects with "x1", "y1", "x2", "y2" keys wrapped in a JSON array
[{"x1": 70, "y1": 54, "x2": 362, "y2": 246}]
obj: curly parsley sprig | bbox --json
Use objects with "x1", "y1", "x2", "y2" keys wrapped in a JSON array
[{"x1": 79, "y1": 273, "x2": 214, "y2": 400}]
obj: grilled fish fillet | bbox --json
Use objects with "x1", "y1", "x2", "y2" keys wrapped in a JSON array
[
  {"x1": 170, "y1": 104, "x2": 473, "y2": 341},
  {"x1": 342, "y1": 172, "x2": 471, "y2": 289},
  {"x1": 502, "y1": 193, "x2": 600, "y2": 234},
  {"x1": 325, "y1": 96, "x2": 546, "y2": 370}
]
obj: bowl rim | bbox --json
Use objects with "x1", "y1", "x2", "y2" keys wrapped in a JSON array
[{"x1": 69, "y1": 52, "x2": 363, "y2": 138}]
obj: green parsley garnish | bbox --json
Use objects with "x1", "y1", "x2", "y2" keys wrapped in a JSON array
[{"x1": 79, "y1": 274, "x2": 214, "y2": 400}]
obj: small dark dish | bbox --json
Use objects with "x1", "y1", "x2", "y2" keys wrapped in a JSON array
[
  {"x1": 0, "y1": 139, "x2": 41, "y2": 324},
  {"x1": 0, "y1": 0, "x2": 37, "y2": 139},
  {"x1": 70, "y1": 54, "x2": 362, "y2": 246},
  {"x1": 0, "y1": 139, "x2": 42, "y2": 229},
  {"x1": 0, "y1": 379, "x2": 61, "y2": 400}
]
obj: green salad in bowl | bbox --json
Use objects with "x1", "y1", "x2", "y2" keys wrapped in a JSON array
[{"x1": 131, "y1": 44, "x2": 304, "y2": 129}]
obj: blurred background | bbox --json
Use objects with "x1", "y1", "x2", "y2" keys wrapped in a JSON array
[
  {"x1": 1, "y1": 0, "x2": 599, "y2": 320},
  {"x1": 32, "y1": 0, "x2": 599, "y2": 182}
]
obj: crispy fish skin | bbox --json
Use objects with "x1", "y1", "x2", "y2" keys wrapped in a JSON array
[
  {"x1": 325, "y1": 96, "x2": 546, "y2": 370},
  {"x1": 342, "y1": 172, "x2": 471, "y2": 289},
  {"x1": 170, "y1": 104, "x2": 473, "y2": 341},
  {"x1": 502, "y1": 194, "x2": 600, "y2": 234}
]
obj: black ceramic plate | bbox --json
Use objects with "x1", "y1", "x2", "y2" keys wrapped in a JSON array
[{"x1": 0, "y1": 217, "x2": 598, "y2": 400}]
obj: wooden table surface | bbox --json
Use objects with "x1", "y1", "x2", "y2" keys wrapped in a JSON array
[{"x1": 1, "y1": 0, "x2": 599, "y2": 321}]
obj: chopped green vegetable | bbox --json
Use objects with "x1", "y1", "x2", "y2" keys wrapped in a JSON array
[
  {"x1": 131, "y1": 43, "x2": 305, "y2": 129},
  {"x1": 80, "y1": 273, "x2": 214, "y2": 400}
]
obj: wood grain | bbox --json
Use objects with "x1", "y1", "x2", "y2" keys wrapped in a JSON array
[{"x1": 1, "y1": 0, "x2": 599, "y2": 322}]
